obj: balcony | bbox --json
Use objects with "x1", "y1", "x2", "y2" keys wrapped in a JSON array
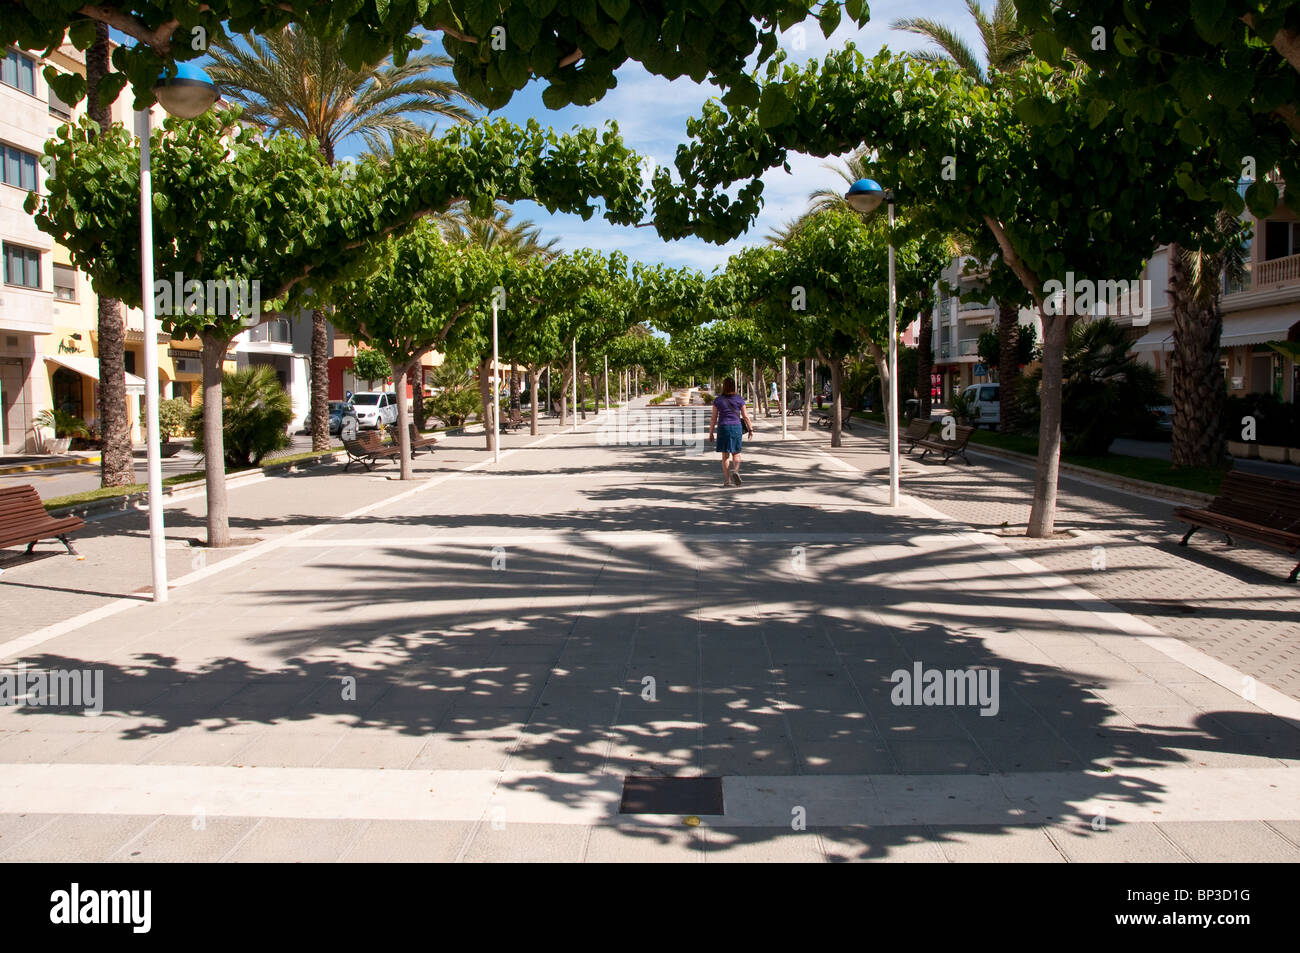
[
  {"x1": 935, "y1": 339, "x2": 983, "y2": 361},
  {"x1": 1251, "y1": 254, "x2": 1300, "y2": 289}
]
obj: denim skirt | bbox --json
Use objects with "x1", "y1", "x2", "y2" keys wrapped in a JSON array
[{"x1": 715, "y1": 424, "x2": 743, "y2": 453}]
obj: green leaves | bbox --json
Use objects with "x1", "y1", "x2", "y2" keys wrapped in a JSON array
[
  {"x1": 818, "y1": 2, "x2": 842, "y2": 38},
  {"x1": 758, "y1": 83, "x2": 792, "y2": 128}
]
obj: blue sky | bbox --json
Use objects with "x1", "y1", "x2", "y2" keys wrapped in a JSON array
[{"x1": 330, "y1": 0, "x2": 984, "y2": 272}]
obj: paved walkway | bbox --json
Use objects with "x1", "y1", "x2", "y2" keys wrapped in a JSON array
[{"x1": 0, "y1": 403, "x2": 1297, "y2": 862}]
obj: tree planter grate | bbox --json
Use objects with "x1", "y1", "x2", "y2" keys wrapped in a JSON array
[{"x1": 619, "y1": 776, "x2": 724, "y2": 816}]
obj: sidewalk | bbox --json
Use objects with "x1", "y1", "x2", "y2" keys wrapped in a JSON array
[{"x1": 0, "y1": 405, "x2": 1297, "y2": 862}]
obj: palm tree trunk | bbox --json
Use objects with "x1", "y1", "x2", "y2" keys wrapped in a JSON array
[
  {"x1": 578, "y1": 368, "x2": 587, "y2": 420},
  {"x1": 310, "y1": 309, "x2": 330, "y2": 451},
  {"x1": 918, "y1": 304, "x2": 934, "y2": 420},
  {"x1": 1168, "y1": 243, "x2": 1227, "y2": 468},
  {"x1": 199, "y1": 330, "x2": 231, "y2": 548},
  {"x1": 1027, "y1": 310, "x2": 1067, "y2": 538},
  {"x1": 412, "y1": 364, "x2": 427, "y2": 432},
  {"x1": 997, "y1": 300, "x2": 1020, "y2": 432},
  {"x1": 510, "y1": 361, "x2": 521, "y2": 415},
  {"x1": 87, "y1": 24, "x2": 133, "y2": 487}
]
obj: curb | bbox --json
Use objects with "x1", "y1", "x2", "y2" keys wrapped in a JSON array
[
  {"x1": 44, "y1": 450, "x2": 345, "y2": 522},
  {"x1": 0, "y1": 454, "x2": 101, "y2": 475},
  {"x1": 849, "y1": 416, "x2": 1217, "y2": 508}
]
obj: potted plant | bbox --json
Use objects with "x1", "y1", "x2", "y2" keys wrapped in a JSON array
[
  {"x1": 141, "y1": 398, "x2": 192, "y2": 457},
  {"x1": 33, "y1": 409, "x2": 88, "y2": 454}
]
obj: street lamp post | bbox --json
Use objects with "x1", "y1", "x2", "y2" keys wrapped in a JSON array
[
  {"x1": 139, "y1": 64, "x2": 220, "y2": 602},
  {"x1": 571, "y1": 338, "x2": 577, "y2": 426},
  {"x1": 491, "y1": 294, "x2": 500, "y2": 464},
  {"x1": 845, "y1": 178, "x2": 900, "y2": 508}
]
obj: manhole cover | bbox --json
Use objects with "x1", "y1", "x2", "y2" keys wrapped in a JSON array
[{"x1": 620, "y1": 776, "x2": 724, "y2": 815}]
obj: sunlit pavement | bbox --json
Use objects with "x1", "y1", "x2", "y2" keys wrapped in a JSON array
[{"x1": 0, "y1": 403, "x2": 1298, "y2": 862}]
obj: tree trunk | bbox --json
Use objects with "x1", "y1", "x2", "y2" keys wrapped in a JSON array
[
  {"x1": 828, "y1": 356, "x2": 844, "y2": 448},
  {"x1": 413, "y1": 364, "x2": 427, "y2": 432},
  {"x1": 529, "y1": 364, "x2": 540, "y2": 435},
  {"x1": 199, "y1": 330, "x2": 231, "y2": 548},
  {"x1": 478, "y1": 358, "x2": 496, "y2": 452},
  {"x1": 802, "y1": 357, "x2": 812, "y2": 431},
  {"x1": 395, "y1": 363, "x2": 412, "y2": 479},
  {"x1": 87, "y1": 24, "x2": 133, "y2": 487},
  {"x1": 510, "y1": 360, "x2": 521, "y2": 413},
  {"x1": 1168, "y1": 242, "x2": 1227, "y2": 469},
  {"x1": 310, "y1": 309, "x2": 330, "y2": 451},
  {"x1": 917, "y1": 304, "x2": 933, "y2": 420},
  {"x1": 1027, "y1": 310, "x2": 1067, "y2": 538},
  {"x1": 578, "y1": 368, "x2": 587, "y2": 420},
  {"x1": 997, "y1": 300, "x2": 1020, "y2": 433}
]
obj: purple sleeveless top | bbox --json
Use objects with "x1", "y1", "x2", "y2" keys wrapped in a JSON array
[{"x1": 714, "y1": 394, "x2": 745, "y2": 426}]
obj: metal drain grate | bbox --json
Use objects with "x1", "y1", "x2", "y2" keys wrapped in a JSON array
[{"x1": 619, "y1": 776, "x2": 724, "y2": 815}]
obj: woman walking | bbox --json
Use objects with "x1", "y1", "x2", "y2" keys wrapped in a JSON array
[{"x1": 709, "y1": 377, "x2": 752, "y2": 486}]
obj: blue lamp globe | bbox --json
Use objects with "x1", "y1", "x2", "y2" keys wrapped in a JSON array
[
  {"x1": 845, "y1": 178, "x2": 885, "y2": 213},
  {"x1": 155, "y1": 62, "x2": 219, "y2": 119}
]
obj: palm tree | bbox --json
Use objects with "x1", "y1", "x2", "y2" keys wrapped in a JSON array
[
  {"x1": 85, "y1": 24, "x2": 133, "y2": 487},
  {"x1": 438, "y1": 201, "x2": 558, "y2": 449},
  {"x1": 893, "y1": 1, "x2": 1036, "y2": 430},
  {"x1": 439, "y1": 202, "x2": 561, "y2": 260},
  {"x1": 1167, "y1": 212, "x2": 1249, "y2": 468},
  {"x1": 892, "y1": 0, "x2": 1032, "y2": 87},
  {"x1": 207, "y1": 26, "x2": 480, "y2": 452}
]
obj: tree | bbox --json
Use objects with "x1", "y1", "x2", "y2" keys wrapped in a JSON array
[
  {"x1": 352, "y1": 348, "x2": 392, "y2": 388},
  {"x1": 1168, "y1": 212, "x2": 1250, "y2": 468},
  {"x1": 977, "y1": 322, "x2": 1036, "y2": 376},
  {"x1": 1014, "y1": 0, "x2": 1300, "y2": 218},
  {"x1": 1016, "y1": 317, "x2": 1165, "y2": 455},
  {"x1": 189, "y1": 365, "x2": 293, "y2": 467},
  {"x1": 9, "y1": 1, "x2": 868, "y2": 114},
  {"x1": 208, "y1": 25, "x2": 480, "y2": 453},
  {"x1": 658, "y1": 47, "x2": 1224, "y2": 535},
  {"x1": 440, "y1": 201, "x2": 561, "y2": 260},
  {"x1": 894, "y1": 0, "x2": 1032, "y2": 84},
  {"x1": 83, "y1": 23, "x2": 133, "y2": 488},
  {"x1": 332, "y1": 222, "x2": 509, "y2": 478},
  {"x1": 30, "y1": 107, "x2": 647, "y2": 540}
]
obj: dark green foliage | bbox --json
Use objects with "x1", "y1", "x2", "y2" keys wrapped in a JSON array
[
  {"x1": 1015, "y1": 318, "x2": 1164, "y2": 455},
  {"x1": 189, "y1": 366, "x2": 293, "y2": 468}
]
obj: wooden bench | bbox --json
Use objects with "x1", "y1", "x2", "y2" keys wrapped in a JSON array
[
  {"x1": 814, "y1": 406, "x2": 853, "y2": 431},
  {"x1": 916, "y1": 424, "x2": 974, "y2": 464},
  {"x1": 1173, "y1": 471, "x2": 1300, "y2": 582},
  {"x1": 0, "y1": 485, "x2": 84, "y2": 557},
  {"x1": 500, "y1": 407, "x2": 525, "y2": 432},
  {"x1": 342, "y1": 430, "x2": 402, "y2": 472},
  {"x1": 902, "y1": 417, "x2": 934, "y2": 453},
  {"x1": 405, "y1": 422, "x2": 439, "y2": 454}
]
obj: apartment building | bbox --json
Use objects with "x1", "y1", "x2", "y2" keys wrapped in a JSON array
[
  {"x1": 0, "y1": 42, "x2": 212, "y2": 454},
  {"x1": 1133, "y1": 212, "x2": 1300, "y2": 403},
  {"x1": 927, "y1": 255, "x2": 1040, "y2": 406}
]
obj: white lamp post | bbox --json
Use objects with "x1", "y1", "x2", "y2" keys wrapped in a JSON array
[
  {"x1": 780, "y1": 344, "x2": 787, "y2": 440},
  {"x1": 491, "y1": 293, "x2": 500, "y2": 464},
  {"x1": 139, "y1": 64, "x2": 219, "y2": 602},
  {"x1": 571, "y1": 338, "x2": 577, "y2": 425},
  {"x1": 845, "y1": 178, "x2": 900, "y2": 508}
]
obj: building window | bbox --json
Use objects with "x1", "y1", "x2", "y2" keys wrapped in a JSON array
[
  {"x1": 2, "y1": 243, "x2": 40, "y2": 289},
  {"x1": 53, "y1": 263, "x2": 76, "y2": 301},
  {"x1": 123, "y1": 350, "x2": 136, "y2": 375},
  {"x1": 1, "y1": 50, "x2": 37, "y2": 96},
  {"x1": 1263, "y1": 220, "x2": 1300, "y2": 260},
  {"x1": 1, "y1": 143, "x2": 38, "y2": 191},
  {"x1": 48, "y1": 86, "x2": 71, "y2": 119}
]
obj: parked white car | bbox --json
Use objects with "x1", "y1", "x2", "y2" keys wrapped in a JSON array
[
  {"x1": 962, "y1": 383, "x2": 1001, "y2": 429},
  {"x1": 350, "y1": 391, "x2": 398, "y2": 430}
]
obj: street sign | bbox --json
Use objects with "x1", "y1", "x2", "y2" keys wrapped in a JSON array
[{"x1": 973, "y1": 363, "x2": 986, "y2": 377}]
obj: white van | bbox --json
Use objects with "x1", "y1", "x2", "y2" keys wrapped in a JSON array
[
  {"x1": 351, "y1": 391, "x2": 398, "y2": 430},
  {"x1": 962, "y1": 383, "x2": 1000, "y2": 429}
]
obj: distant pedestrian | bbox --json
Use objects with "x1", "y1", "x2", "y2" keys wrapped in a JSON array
[{"x1": 709, "y1": 377, "x2": 752, "y2": 487}]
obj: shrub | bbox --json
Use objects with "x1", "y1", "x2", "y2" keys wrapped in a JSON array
[
  {"x1": 141, "y1": 398, "x2": 193, "y2": 440},
  {"x1": 35, "y1": 408, "x2": 88, "y2": 438},
  {"x1": 426, "y1": 360, "x2": 479, "y2": 426},
  {"x1": 1224, "y1": 392, "x2": 1297, "y2": 447},
  {"x1": 1016, "y1": 317, "x2": 1164, "y2": 455},
  {"x1": 189, "y1": 365, "x2": 293, "y2": 468}
]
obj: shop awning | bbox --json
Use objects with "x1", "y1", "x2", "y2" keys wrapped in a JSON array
[
  {"x1": 1130, "y1": 328, "x2": 1173, "y2": 353},
  {"x1": 1220, "y1": 313, "x2": 1300, "y2": 347},
  {"x1": 45, "y1": 355, "x2": 147, "y2": 395}
]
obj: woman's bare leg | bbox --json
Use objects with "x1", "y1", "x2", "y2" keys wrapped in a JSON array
[
  {"x1": 720, "y1": 453, "x2": 732, "y2": 486},
  {"x1": 731, "y1": 452, "x2": 742, "y2": 483}
]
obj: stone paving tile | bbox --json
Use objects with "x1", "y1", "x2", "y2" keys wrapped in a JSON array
[
  {"x1": 339, "y1": 820, "x2": 475, "y2": 862},
  {"x1": 0, "y1": 813, "x2": 157, "y2": 861},
  {"x1": 223, "y1": 818, "x2": 369, "y2": 862},
  {"x1": 583, "y1": 823, "x2": 702, "y2": 862},
  {"x1": 1046, "y1": 821, "x2": 1191, "y2": 862},
  {"x1": 1155, "y1": 821, "x2": 1300, "y2": 862},
  {"x1": 460, "y1": 821, "x2": 588, "y2": 863}
]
